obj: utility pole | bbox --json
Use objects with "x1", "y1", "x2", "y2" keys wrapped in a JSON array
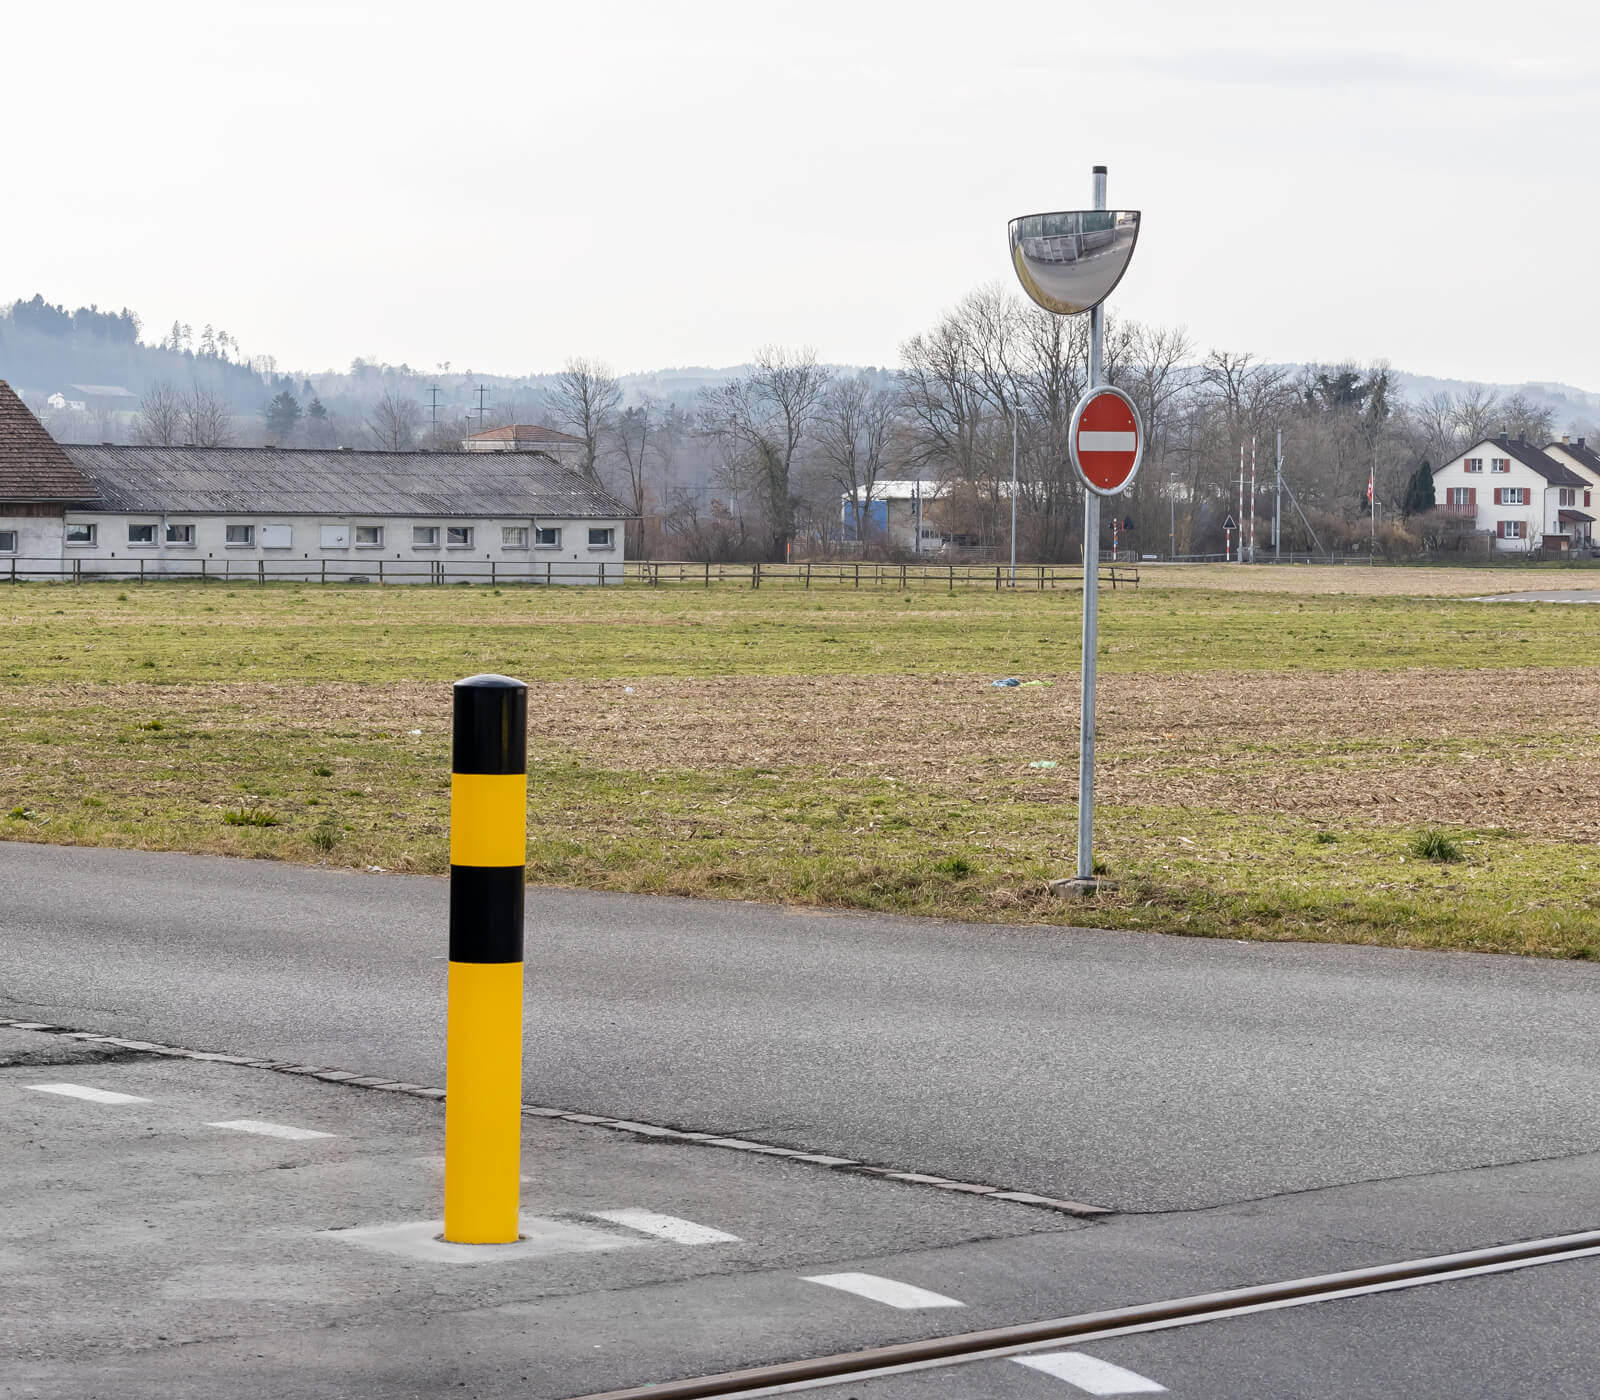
[
  {"x1": 429, "y1": 384, "x2": 440, "y2": 444},
  {"x1": 476, "y1": 384, "x2": 490, "y2": 437},
  {"x1": 1237, "y1": 442, "x2": 1245, "y2": 564},
  {"x1": 1010, "y1": 406, "x2": 1019, "y2": 584},
  {"x1": 1247, "y1": 436, "x2": 1255, "y2": 562},
  {"x1": 1274, "y1": 429, "x2": 1283, "y2": 562}
]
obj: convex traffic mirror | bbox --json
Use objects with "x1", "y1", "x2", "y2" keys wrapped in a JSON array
[{"x1": 1007, "y1": 210, "x2": 1141, "y2": 316}]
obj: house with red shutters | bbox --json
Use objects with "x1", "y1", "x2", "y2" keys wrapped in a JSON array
[
  {"x1": 1539, "y1": 436, "x2": 1600, "y2": 549},
  {"x1": 1430, "y1": 432, "x2": 1591, "y2": 553}
]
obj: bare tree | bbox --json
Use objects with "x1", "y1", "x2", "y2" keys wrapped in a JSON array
[
  {"x1": 1450, "y1": 385, "x2": 1502, "y2": 446},
  {"x1": 609, "y1": 395, "x2": 659, "y2": 557},
  {"x1": 700, "y1": 346, "x2": 831, "y2": 561},
  {"x1": 815, "y1": 376, "x2": 899, "y2": 545},
  {"x1": 135, "y1": 381, "x2": 185, "y2": 446},
  {"x1": 549, "y1": 357, "x2": 621, "y2": 484},
  {"x1": 181, "y1": 385, "x2": 236, "y2": 447},
  {"x1": 366, "y1": 389, "x2": 421, "y2": 451}
]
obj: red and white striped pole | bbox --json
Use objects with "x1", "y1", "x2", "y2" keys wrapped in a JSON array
[{"x1": 1238, "y1": 443, "x2": 1245, "y2": 565}]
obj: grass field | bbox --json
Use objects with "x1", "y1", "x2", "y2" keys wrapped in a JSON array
[{"x1": 3, "y1": 564, "x2": 1599, "y2": 960}]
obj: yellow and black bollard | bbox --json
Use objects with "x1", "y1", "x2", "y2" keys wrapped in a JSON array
[{"x1": 444, "y1": 673, "x2": 528, "y2": 1244}]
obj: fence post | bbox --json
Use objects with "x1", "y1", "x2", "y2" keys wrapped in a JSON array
[
  {"x1": 379, "y1": 560, "x2": 384, "y2": 586},
  {"x1": 805, "y1": 562, "x2": 811, "y2": 590},
  {"x1": 257, "y1": 559, "x2": 265, "y2": 586},
  {"x1": 995, "y1": 565, "x2": 1001, "y2": 591},
  {"x1": 444, "y1": 672, "x2": 528, "y2": 1245},
  {"x1": 753, "y1": 561, "x2": 760, "y2": 591},
  {"x1": 855, "y1": 563, "x2": 860, "y2": 590}
]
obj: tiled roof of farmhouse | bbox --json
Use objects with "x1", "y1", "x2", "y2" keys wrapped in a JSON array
[
  {"x1": 58, "y1": 444, "x2": 630, "y2": 518},
  {"x1": 1481, "y1": 433, "x2": 1586, "y2": 487},
  {"x1": 0, "y1": 380, "x2": 97, "y2": 501},
  {"x1": 466, "y1": 424, "x2": 584, "y2": 445},
  {"x1": 1546, "y1": 437, "x2": 1600, "y2": 478}
]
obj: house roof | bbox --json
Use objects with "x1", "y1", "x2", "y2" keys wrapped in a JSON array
[
  {"x1": 1546, "y1": 438, "x2": 1600, "y2": 479},
  {"x1": 465, "y1": 424, "x2": 584, "y2": 446},
  {"x1": 67, "y1": 384, "x2": 138, "y2": 399},
  {"x1": 57, "y1": 444, "x2": 629, "y2": 519},
  {"x1": 1478, "y1": 433, "x2": 1587, "y2": 487},
  {"x1": 1558, "y1": 509, "x2": 1596, "y2": 524},
  {"x1": 0, "y1": 380, "x2": 97, "y2": 502}
]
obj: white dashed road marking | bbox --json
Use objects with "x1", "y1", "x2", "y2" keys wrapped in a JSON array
[
  {"x1": 590, "y1": 1209, "x2": 741, "y2": 1244},
  {"x1": 1014, "y1": 1351, "x2": 1166, "y2": 1394},
  {"x1": 802, "y1": 1272, "x2": 965, "y2": 1310},
  {"x1": 27, "y1": 1083, "x2": 151, "y2": 1105},
  {"x1": 206, "y1": 1119, "x2": 334, "y2": 1141}
]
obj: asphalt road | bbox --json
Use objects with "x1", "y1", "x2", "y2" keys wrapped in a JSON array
[
  {"x1": 3, "y1": 840, "x2": 1600, "y2": 1211},
  {"x1": 827, "y1": 1253, "x2": 1600, "y2": 1399}
]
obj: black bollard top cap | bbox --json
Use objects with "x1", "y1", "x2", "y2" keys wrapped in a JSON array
[{"x1": 453, "y1": 674, "x2": 528, "y2": 774}]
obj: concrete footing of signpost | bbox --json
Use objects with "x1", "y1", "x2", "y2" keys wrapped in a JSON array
[{"x1": 1048, "y1": 877, "x2": 1119, "y2": 897}]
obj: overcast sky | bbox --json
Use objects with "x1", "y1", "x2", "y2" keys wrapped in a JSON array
[{"x1": 7, "y1": 1, "x2": 1597, "y2": 388}]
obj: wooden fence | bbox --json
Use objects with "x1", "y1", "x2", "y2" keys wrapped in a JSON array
[
  {"x1": 1, "y1": 555, "x2": 1137, "y2": 591},
  {"x1": 625, "y1": 561, "x2": 1139, "y2": 590}
]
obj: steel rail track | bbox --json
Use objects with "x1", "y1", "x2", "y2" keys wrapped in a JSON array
[{"x1": 573, "y1": 1228, "x2": 1600, "y2": 1399}]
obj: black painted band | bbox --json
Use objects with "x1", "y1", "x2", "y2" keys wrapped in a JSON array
[
  {"x1": 453, "y1": 676, "x2": 528, "y2": 775},
  {"x1": 448, "y1": 864, "x2": 525, "y2": 963}
]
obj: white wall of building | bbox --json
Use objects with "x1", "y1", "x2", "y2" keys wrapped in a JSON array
[
  {"x1": 0, "y1": 509, "x2": 67, "y2": 562},
  {"x1": 1431, "y1": 443, "x2": 1570, "y2": 552},
  {"x1": 2, "y1": 512, "x2": 625, "y2": 583}
]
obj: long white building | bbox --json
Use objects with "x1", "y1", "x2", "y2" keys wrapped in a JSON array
[{"x1": 0, "y1": 381, "x2": 629, "y2": 583}]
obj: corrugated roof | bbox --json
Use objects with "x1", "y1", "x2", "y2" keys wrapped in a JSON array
[
  {"x1": 0, "y1": 380, "x2": 97, "y2": 502},
  {"x1": 466, "y1": 424, "x2": 584, "y2": 445},
  {"x1": 58, "y1": 444, "x2": 630, "y2": 518}
]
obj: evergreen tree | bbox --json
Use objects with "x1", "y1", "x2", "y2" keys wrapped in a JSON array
[
  {"x1": 264, "y1": 390, "x2": 302, "y2": 444},
  {"x1": 1402, "y1": 461, "x2": 1435, "y2": 517}
]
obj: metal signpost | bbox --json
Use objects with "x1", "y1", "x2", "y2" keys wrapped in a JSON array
[{"x1": 1008, "y1": 166, "x2": 1143, "y2": 890}]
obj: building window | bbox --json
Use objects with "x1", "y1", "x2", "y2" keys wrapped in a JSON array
[
  {"x1": 413, "y1": 525, "x2": 440, "y2": 548},
  {"x1": 225, "y1": 524, "x2": 254, "y2": 546},
  {"x1": 0, "y1": 531, "x2": 15, "y2": 553},
  {"x1": 1464, "y1": 458, "x2": 1483, "y2": 473},
  {"x1": 355, "y1": 525, "x2": 384, "y2": 547},
  {"x1": 262, "y1": 524, "x2": 292, "y2": 549},
  {"x1": 1499, "y1": 520, "x2": 1524, "y2": 539},
  {"x1": 535, "y1": 526, "x2": 561, "y2": 548},
  {"x1": 128, "y1": 523, "x2": 157, "y2": 545},
  {"x1": 446, "y1": 526, "x2": 473, "y2": 547},
  {"x1": 1560, "y1": 488, "x2": 1576, "y2": 507},
  {"x1": 320, "y1": 524, "x2": 349, "y2": 548},
  {"x1": 1491, "y1": 457, "x2": 1510, "y2": 473},
  {"x1": 65, "y1": 523, "x2": 96, "y2": 545},
  {"x1": 1447, "y1": 487, "x2": 1471, "y2": 505},
  {"x1": 587, "y1": 527, "x2": 614, "y2": 548},
  {"x1": 165, "y1": 523, "x2": 195, "y2": 545},
  {"x1": 502, "y1": 526, "x2": 529, "y2": 549}
]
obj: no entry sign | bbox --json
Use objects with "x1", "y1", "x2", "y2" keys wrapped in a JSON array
[{"x1": 1068, "y1": 385, "x2": 1144, "y2": 496}]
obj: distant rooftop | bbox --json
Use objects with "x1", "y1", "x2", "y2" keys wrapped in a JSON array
[
  {"x1": 465, "y1": 424, "x2": 583, "y2": 446},
  {"x1": 67, "y1": 384, "x2": 138, "y2": 399}
]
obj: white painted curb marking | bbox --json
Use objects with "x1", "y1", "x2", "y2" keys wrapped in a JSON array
[
  {"x1": 803, "y1": 1272, "x2": 965, "y2": 1310},
  {"x1": 27, "y1": 1083, "x2": 151, "y2": 1105},
  {"x1": 207, "y1": 1119, "x2": 334, "y2": 1141},
  {"x1": 591, "y1": 1209, "x2": 740, "y2": 1244},
  {"x1": 1014, "y1": 1351, "x2": 1166, "y2": 1394}
]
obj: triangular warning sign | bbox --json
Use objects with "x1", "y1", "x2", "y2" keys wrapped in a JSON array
[{"x1": 1223, "y1": 514, "x2": 1237, "y2": 530}]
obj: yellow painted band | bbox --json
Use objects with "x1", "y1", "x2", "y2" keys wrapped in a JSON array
[
  {"x1": 450, "y1": 772, "x2": 528, "y2": 868},
  {"x1": 444, "y1": 959, "x2": 524, "y2": 1244}
]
